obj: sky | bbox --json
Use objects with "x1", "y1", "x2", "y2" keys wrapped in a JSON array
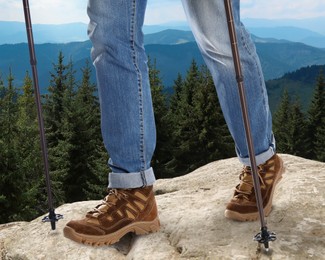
[{"x1": 0, "y1": 0, "x2": 325, "y2": 25}]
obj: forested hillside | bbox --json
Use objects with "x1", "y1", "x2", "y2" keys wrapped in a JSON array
[
  {"x1": 266, "y1": 64, "x2": 325, "y2": 111},
  {"x1": 273, "y1": 69, "x2": 325, "y2": 160},
  {"x1": 0, "y1": 53, "x2": 324, "y2": 224}
]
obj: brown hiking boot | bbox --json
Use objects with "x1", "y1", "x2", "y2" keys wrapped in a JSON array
[
  {"x1": 63, "y1": 185, "x2": 160, "y2": 246},
  {"x1": 225, "y1": 154, "x2": 284, "y2": 221}
]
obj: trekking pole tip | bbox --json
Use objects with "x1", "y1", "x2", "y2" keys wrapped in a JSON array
[
  {"x1": 253, "y1": 226, "x2": 277, "y2": 252},
  {"x1": 42, "y1": 208, "x2": 63, "y2": 230}
]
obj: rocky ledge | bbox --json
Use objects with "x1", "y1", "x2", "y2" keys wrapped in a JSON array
[{"x1": 1, "y1": 154, "x2": 324, "y2": 259}]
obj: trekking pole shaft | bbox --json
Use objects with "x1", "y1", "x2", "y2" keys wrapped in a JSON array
[
  {"x1": 223, "y1": 0, "x2": 266, "y2": 228},
  {"x1": 22, "y1": 0, "x2": 54, "y2": 212}
]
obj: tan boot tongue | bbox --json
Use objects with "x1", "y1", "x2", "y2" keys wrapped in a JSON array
[
  {"x1": 105, "y1": 195, "x2": 118, "y2": 204},
  {"x1": 98, "y1": 204, "x2": 109, "y2": 212},
  {"x1": 239, "y1": 182, "x2": 252, "y2": 193},
  {"x1": 87, "y1": 190, "x2": 121, "y2": 215},
  {"x1": 239, "y1": 172, "x2": 253, "y2": 192}
]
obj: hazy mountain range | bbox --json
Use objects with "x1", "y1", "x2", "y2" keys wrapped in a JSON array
[
  {"x1": 1, "y1": 28, "x2": 324, "y2": 86},
  {"x1": 1, "y1": 20, "x2": 325, "y2": 112},
  {"x1": 0, "y1": 21, "x2": 88, "y2": 44},
  {"x1": 266, "y1": 64, "x2": 325, "y2": 112},
  {"x1": 1, "y1": 18, "x2": 325, "y2": 48}
]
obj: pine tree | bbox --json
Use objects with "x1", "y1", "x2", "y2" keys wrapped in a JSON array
[
  {"x1": 168, "y1": 61, "x2": 234, "y2": 175},
  {"x1": 164, "y1": 73, "x2": 184, "y2": 176},
  {"x1": 287, "y1": 98, "x2": 308, "y2": 157},
  {"x1": 314, "y1": 116, "x2": 325, "y2": 162},
  {"x1": 148, "y1": 57, "x2": 172, "y2": 178},
  {"x1": 0, "y1": 70, "x2": 20, "y2": 223},
  {"x1": 45, "y1": 51, "x2": 69, "y2": 147},
  {"x1": 169, "y1": 73, "x2": 183, "y2": 114},
  {"x1": 273, "y1": 89, "x2": 292, "y2": 153},
  {"x1": 307, "y1": 70, "x2": 325, "y2": 160},
  {"x1": 192, "y1": 65, "x2": 235, "y2": 163},
  {"x1": 52, "y1": 59, "x2": 77, "y2": 203},
  {"x1": 64, "y1": 60, "x2": 108, "y2": 201},
  {"x1": 44, "y1": 55, "x2": 109, "y2": 204},
  {"x1": 171, "y1": 60, "x2": 201, "y2": 174},
  {"x1": 0, "y1": 73, "x2": 4, "y2": 98},
  {"x1": 0, "y1": 73, "x2": 5, "y2": 222},
  {"x1": 16, "y1": 72, "x2": 45, "y2": 220},
  {"x1": 44, "y1": 51, "x2": 70, "y2": 205}
]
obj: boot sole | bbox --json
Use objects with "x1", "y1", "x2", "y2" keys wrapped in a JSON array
[
  {"x1": 224, "y1": 158, "x2": 285, "y2": 221},
  {"x1": 63, "y1": 217, "x2": 160, "y2": 246}
]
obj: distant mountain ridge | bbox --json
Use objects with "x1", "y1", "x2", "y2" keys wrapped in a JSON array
[
  {"x1": 1, "y1": 34, "x2": 325, "y2": 89},
  {"x1": 1, "y1": 29, "x2": 325, "y2": 114},
  {"x1": 255, "y1": 40, "x2": 325, "y2": 79},
  {"x1": 145, "y1": 26, "x2": 325, "y2": 49},
  {"x1": 248, "y1": 26, "x2": 325, "y2": 48},
  {"x1": 0, "y1": 21, "x2": 190, "y2": 44},
  {"x1": 0, "y1": 41, "x2": 93, "y2": 90},
  {"x1": 0, "y1": 21, "x2": 88, "y2": 44},
  {"x1": 266, "y1": 64, "x2": 325, "y2": 112},
  {"x1": 144, "y1": 29, "x2": 194, "y2": 45},
  {"x1": 1, "y1": 19, "x2": 325, "y2": 48},
  {"x1": 242, "y1": 17, "x2": 325, "y2": 35},
  {"x1": 2, "y1": 22, "x2": 319, "y2": 47}
]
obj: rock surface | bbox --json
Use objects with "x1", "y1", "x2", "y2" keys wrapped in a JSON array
[{"x1": 1, "y1": 154, "x2": 324, "y2": 259}]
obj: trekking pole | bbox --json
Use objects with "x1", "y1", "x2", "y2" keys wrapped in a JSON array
[
  {"x1": 223, "y1": 0, "x2": 276, "y2": 251},
  {"x1": 22, "y1": 0, "x2": 63, "y2": 230}
]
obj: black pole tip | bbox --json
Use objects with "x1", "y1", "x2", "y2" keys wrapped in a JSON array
[
  {"x1": 41, "y1": 209, "x2": 63, "y2": 230},
  {"x1": 253, "y1": 226, "x2": 276, "y2": 250}
]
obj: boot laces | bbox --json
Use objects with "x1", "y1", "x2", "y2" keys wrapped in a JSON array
[
  {"x1": 235, "y1": 165, "x2": 266, "y2": 200},
  {"x1": 88, "y1": 189, "x2": 128, "y2": 215}
]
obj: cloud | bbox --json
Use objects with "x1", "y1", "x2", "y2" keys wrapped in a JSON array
[
  {"x1": 30, "y1": 0, "x2": 88, "y2": 23},
  {"x1": 29, "y1": 0, "x2": 88, "y2": 24},
  {"x1": 145, "y1": 1, "x2": 186, "y2": 25},
  {"x1": 0, "y1": 0, "x2": 25, "y2": 22},
  {"x1": 241, "y1": 0, "x2": 325, "y2": 19},
  {"x1": 0, "y1": 0, "x2": 88, "y2": 24},
  {"x1": 0, "y1": 0, "x2": 325, "y2": 24}
]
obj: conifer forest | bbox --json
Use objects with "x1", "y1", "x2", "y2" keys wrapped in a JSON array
[{"x1": 0, "y1": 52, "x2": 324, "y2": 223}]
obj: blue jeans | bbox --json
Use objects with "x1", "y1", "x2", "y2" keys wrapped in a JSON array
[{"x1": 87, "y1": 0, "x2": 275, "y2": 189}]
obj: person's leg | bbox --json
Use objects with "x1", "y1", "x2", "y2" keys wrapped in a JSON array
[
  {"x1": 64, "y1": 0, "x2": 160, "y2": 245},
  {"x1": 181, "y1": 0, "x2": 284, "y2": 221},
  {"x1": 88, "y1": 0, "x2": 156, "y2": 188},
  {"x1": 181, "y1": 0, "x2": 274, "y2": 166}
]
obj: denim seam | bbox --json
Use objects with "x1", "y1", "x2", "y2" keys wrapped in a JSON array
[
  {"x1": 239, "y1": 24, "x2": 263, "y2": 89},
  {"x1": 239, "y1": 25, "x2": 272, "y2": 153},
  {"x1": 130, "y1": 0, "x2": 146, "y2": 176},
  {"x1": 140, "y1": 170, "x2": 147, "y2": 187}
]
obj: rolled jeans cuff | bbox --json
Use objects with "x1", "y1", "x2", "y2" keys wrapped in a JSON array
[
  {"x1": 108, "y1": 167, "x2": 156, "y2": 189},
  {"x1": 237, "y1": 134, "x2": 276, "y2": 166},
  {"x1": 238, "y1": 146, "x2": 275, "y2": 167}
]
